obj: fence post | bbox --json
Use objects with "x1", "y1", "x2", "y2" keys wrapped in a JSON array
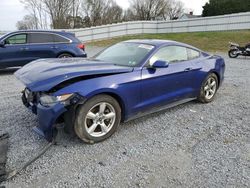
[
  {"x1": 126, "y1": 22, "x2": 128, "y2": 36},
  {"x1": 142, "y1": 21, "x2": 144, "y2": 34},
  {"x1": 108, "y1": 25, "x2": 110, "y2": 39},
  {"x1": 91, "y1": 27, "x2": 94, "y2": 42}
]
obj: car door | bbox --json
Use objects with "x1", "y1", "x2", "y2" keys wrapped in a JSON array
[
  {"x1": 186, "y1": 48, "x2": 204, "y2": 93},
  {"x1": 26, "y1": 33, "x2": 58, "y2": 60},
  {"x1": 140, "y1": 45, "x2": 198, "y2": 112},
  {"x1": 0, "y1": 33, "x2": 31, "y2": 67}
]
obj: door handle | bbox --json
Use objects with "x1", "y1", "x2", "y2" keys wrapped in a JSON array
[
  {"x1": 184, "y1": 68, "x2": 192, "y2": 72},
  {"x1": 51, "y1": 46, "x2": 58, "y2": 49}
]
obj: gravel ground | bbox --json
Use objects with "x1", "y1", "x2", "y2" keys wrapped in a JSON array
[{"x1": 0, "y1": 48, "x2": 249, "y2": 188}]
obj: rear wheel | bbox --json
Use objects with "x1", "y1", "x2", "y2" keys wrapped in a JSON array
[
  {"x1": 58, "y1": 53, "x2": 73, "y2": 58},
  {"x1": 228, "y1": 50, "x2": 238, "y2": 58},
  {"x1": 198, "y1": 73, "x2": 218, "y2": 103},
  {"x1": 74, "y1": 95, "x2": 121, "y2": 144}
]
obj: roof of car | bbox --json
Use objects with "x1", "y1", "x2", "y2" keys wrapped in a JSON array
[
  {"x1": 3, "y1": 30, "x2": 74, "y2": 36},
  {"x1": 19, "y1": 30, "x2": 68, "y2": 34},
  {"x1": 124, "y1": 39, "x2": 200, "y2": 50},
  {"x1": 0, "y1": 30, "x2": 77, "y2": 41}
]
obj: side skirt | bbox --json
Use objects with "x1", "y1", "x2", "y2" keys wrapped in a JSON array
[{"x1": 125, "y1": 97, "x2": 196, "y2": 122}]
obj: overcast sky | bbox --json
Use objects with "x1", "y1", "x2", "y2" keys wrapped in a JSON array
[{"x1": 0, "y1": 0, "x2": 209, "y2": 31}]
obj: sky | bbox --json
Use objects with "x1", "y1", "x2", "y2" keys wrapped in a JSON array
[{"x1": 0, "y1": 0, "x2": 209, "y2": 31}]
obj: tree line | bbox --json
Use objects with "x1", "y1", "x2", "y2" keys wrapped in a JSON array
[
  {"x1": 202, "y1": 0, "x2": 250, "y2": 17},
  {"x1": 17, "y1": 0, "x2": 185, "y2": 30}
]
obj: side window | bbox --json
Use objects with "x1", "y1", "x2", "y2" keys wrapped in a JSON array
[
  {"x1": 188, "y1": 48, "x2": 200, "y2": 60},
  {"x1": 53, "y1": 34, "x2": 70, "y2": 43},
  {"x1": 28, "y1": 33, "x2": 54, "y2": 44},
  {"x1": 149, "y1": 46, "x2": 188, "y2": 65},
  {"x1": 5, "y1": 34, "x2": 27, "y2": 45}
]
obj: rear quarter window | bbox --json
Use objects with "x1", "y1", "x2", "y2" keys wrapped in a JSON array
[
  {"x1": 188, "y1": 48, "x2": 200, "y2": 60},
  {"x1": 28, "y1": 33, "x2": 54, "y2": 44},
  {"x1": 149, "y1": 45, "x2": 188, "y2": 65},
  {"x1": 53, "y1": 34, "x2": 70, "y2": 43}
]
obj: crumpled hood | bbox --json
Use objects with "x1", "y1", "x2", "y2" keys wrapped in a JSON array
[{"x1": 15, "y1": 58, "x2": 133, "y2": 92}]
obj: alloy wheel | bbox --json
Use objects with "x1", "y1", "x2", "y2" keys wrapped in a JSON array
[
  {"x1": 204, "y1": 77, "x2": 217, "y2": 100},
  {"x1": 84, "y1": 102, "x2": 116, "y2": 137},
  {"x1": 60, "y1": 55, "x2": 72, "y2": 58}
]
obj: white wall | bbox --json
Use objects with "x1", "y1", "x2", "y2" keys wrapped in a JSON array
[
  {"x1": 67, "y1": 12, "x2": 250, "y2": 42},
  {"x1": 1, "y1": 12, "x2": 249, "y2": 42}
]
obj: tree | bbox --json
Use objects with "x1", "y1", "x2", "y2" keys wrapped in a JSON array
[
  {"x1": 20, "y1": 0, "x2": 48, "y2": 29},
  {"x1": 81, "y1": 0, "x2": 104, "y2": 26},
  {"x1": 102, "y1": 1, "x2": 123, "y2": 24},
  {"x1": 80, "y1": 0, "x2": 123, "y2": 26},
  {"x1": 43, "y1": 0, "x2": 74, "y2": 29},
  {"x1": 66, "y1": 15, "x2": 84, "y2": 28},
  {"x1": 20, "y1": 0, "x2": 123, "y2": 29},
  {"x1": 70, "y1": 0, "x2": 82, "y2": 28},
  {"x1": 18, "y1": 0, "x2": 185, "y2": 29},
  {"x1": 123, "y1": 9, "x2": 135, "y2": 21},
  {"x1": 127, "y1": 0, "x2": 169, "y2": 20},
  {"x1": 125, "y1": 0, "x2": 184, "y2": 21},
  {"x1": 20, "y1": 0, "x2": 75, "y2": 29},
  {"x1": 202, "y1": 0, "x2": 250, "y2": 17},
  {"x1": 16, "y1": 15, "x2": 38, "y2": 30},
  {"x1": 166, "y1": 0, "x2": 184, "y2": 20}
]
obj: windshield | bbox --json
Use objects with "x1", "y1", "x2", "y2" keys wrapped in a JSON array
[
  {"x1": 95, "y1": 42, "x2": 154, "y2": 67},
  {"x1": 0, "y1": 32, "x2": 11, "y2": 40}
]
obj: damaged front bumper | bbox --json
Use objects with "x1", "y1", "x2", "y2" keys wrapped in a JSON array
[
  {"x1": 34, "y1": 103, "x2": 67, "y2": 141},
  {"x1": 22, "y1": 90, "x2": 86, "y2": 142}
]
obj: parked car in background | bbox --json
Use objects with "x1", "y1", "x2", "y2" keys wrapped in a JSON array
[
  {"x1": 15, "y1": 40, "x2": 225, "y2": 143},
  {"x1": 0, "y1": 30, "x2": 87, "y2": 69}
]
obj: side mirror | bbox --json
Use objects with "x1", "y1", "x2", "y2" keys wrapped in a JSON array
[
  {"x1": 0, "y1": 41, "x2": 5, "y2": 48},
  {"x1": 151, "y1": 60, "x2": 169, "y2": 68}
]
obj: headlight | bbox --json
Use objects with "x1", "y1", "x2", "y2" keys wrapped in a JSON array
[
  {"x1": 56, "y1": 94, "x2": 73, "y2": 102},
  {"x1": 40, "y1": 93, "x2": 74, "y2": 107}
]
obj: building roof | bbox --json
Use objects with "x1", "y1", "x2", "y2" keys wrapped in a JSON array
[{"x1": 179, "y1": 14, "x2": 201, "y2": 19}]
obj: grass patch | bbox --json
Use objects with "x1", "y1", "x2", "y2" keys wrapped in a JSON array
[{"x1": 87, "y1": 30, "x2": 250, "y2": 52}]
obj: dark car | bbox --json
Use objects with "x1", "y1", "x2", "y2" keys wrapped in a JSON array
[
  {"x1": 15, "y1": 40, "x2": 225, "y2": 143},
  {"x1": 0, "y1": 30, "x2": 87, "y2": 69}
]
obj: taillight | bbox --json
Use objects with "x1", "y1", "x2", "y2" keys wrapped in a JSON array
[{"x1": 77, "y1": 43, "x2": 85, "y2": 50}]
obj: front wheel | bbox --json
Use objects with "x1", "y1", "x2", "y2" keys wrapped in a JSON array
[
  {"x1": 198, "y1": 73, "x2": 218, "y2": 103},
  {"x1": 74, "y1": 95, "x2": 121, "y2": 144},
  {"x1": 228, "y1": 49, "x2": 238, "y2": 58}
]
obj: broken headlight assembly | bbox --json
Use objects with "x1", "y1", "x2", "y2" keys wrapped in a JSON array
[{"x1": 39, "y1": 93, "x2": 82, "y2": 107}]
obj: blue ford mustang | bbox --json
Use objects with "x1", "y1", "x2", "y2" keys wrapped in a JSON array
[{"x1": 15, "y1": 40, "x2": 225, "y2": 143}]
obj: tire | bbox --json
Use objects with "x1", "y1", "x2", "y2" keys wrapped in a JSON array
[
  {"x1": 58, "y1": 53, "x2": 73, "y2": 58},
  {"x1": 74, "y1": 94, "x2": 121, "y2": 144},
  {"x1": 198, "y1": 73, "x2": 218, "y2": 103},
  {"x1": 228, "y1": 50, "x2": 238, "y2": 58}
]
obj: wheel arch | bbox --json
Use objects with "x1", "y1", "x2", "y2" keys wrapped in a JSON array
[
  {"x1": 210, "y1": 70, "x2": 221, "y2": 87},
  {"x1": 96, "y1": 92, "x2": 126, "y2": 122},
  {"x1": 79, "y1": 87, "x2": 127, "y2": 122}
]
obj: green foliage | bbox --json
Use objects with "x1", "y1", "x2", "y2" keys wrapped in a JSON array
[{"x1": 202, "y1": 0, "x2": 250, "y2": 17}]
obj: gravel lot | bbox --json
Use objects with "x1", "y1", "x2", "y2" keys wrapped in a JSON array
[{"x1": 0, "y1": 48, "x2": 249, "y2": 188}]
